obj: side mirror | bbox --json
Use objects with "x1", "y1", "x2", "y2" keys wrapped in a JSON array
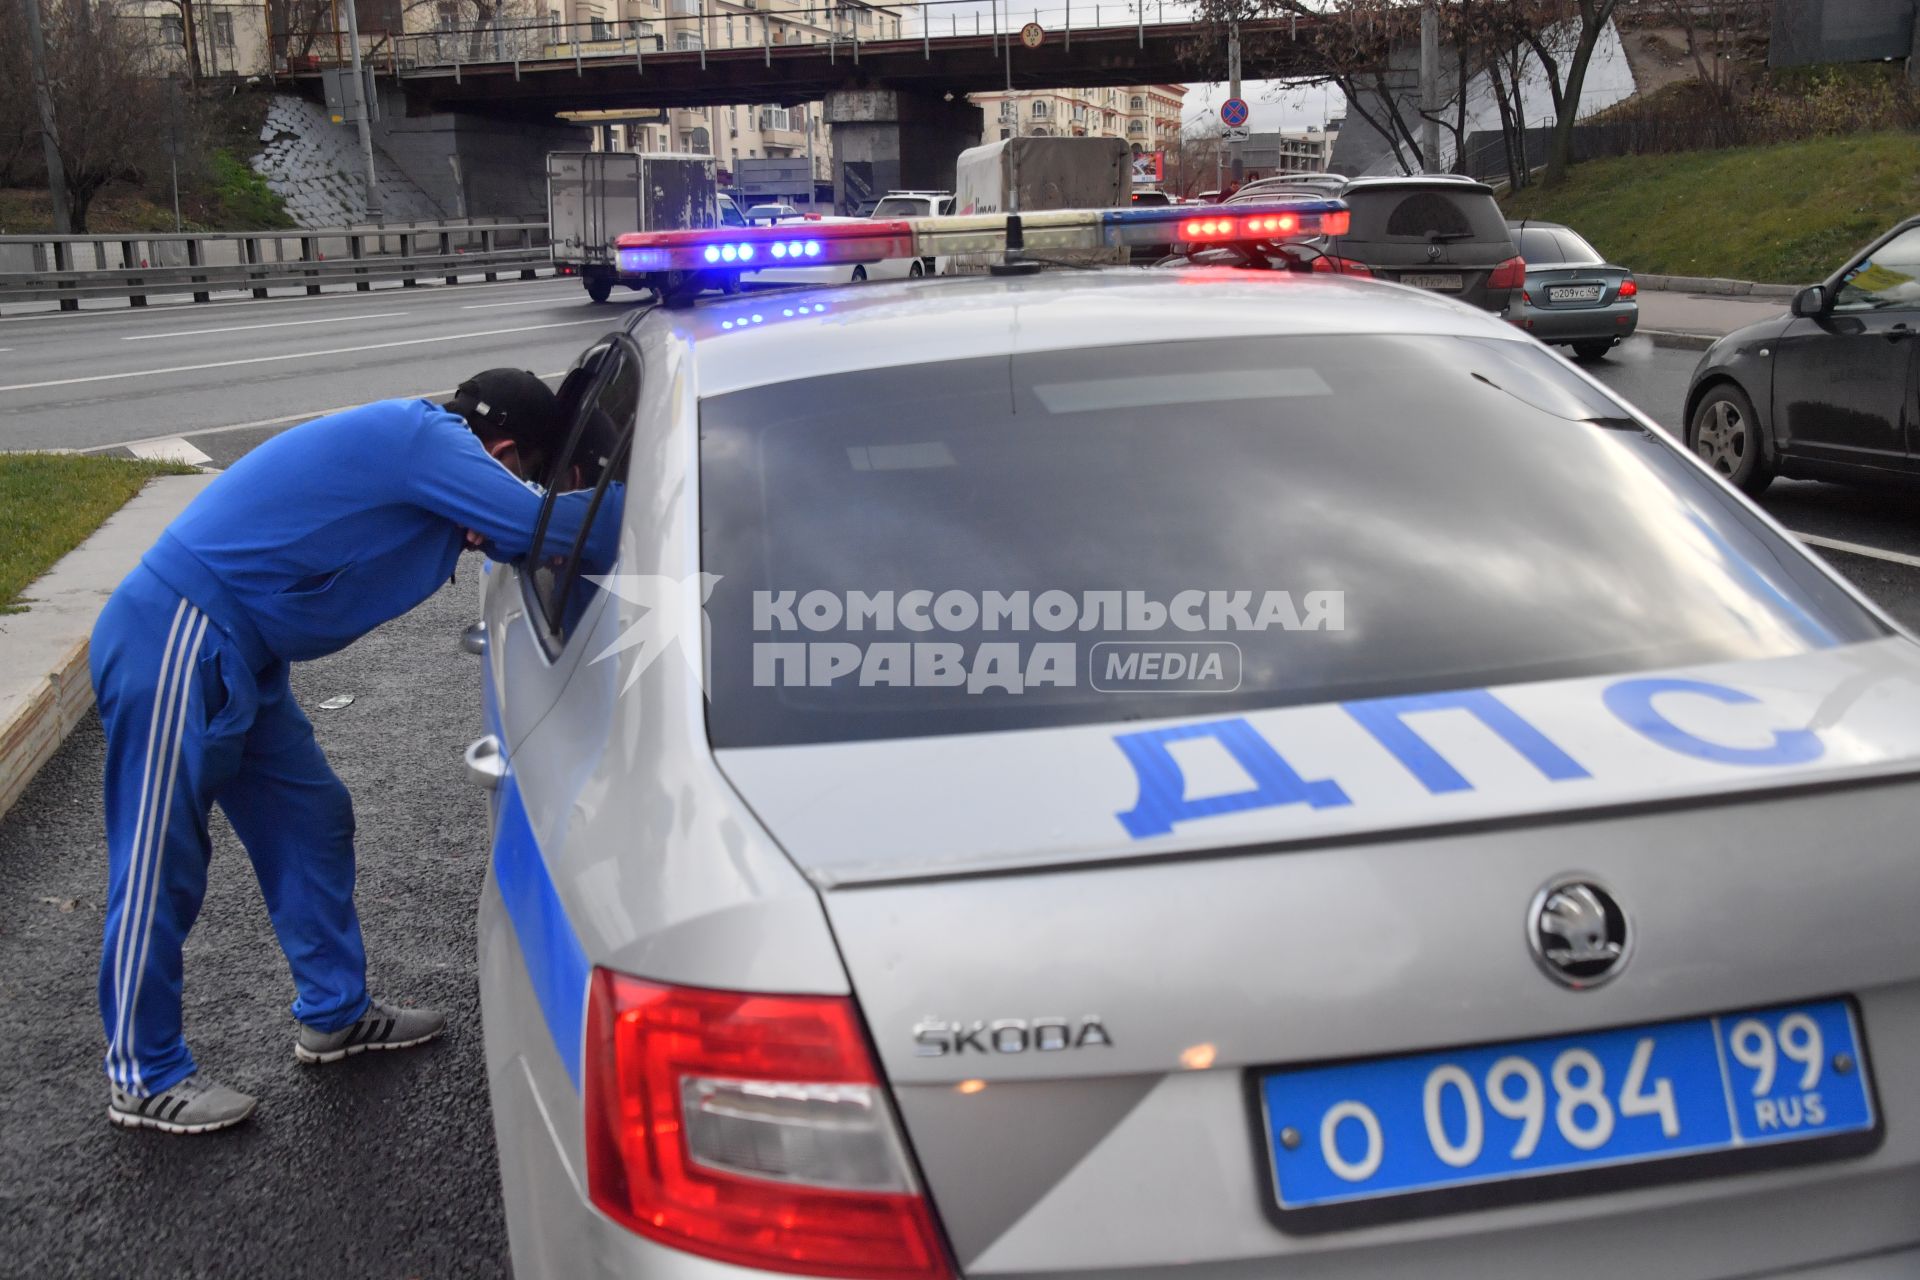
[{"x1": 1791, "y1": 284, "x2": 1828, "y2": 318}]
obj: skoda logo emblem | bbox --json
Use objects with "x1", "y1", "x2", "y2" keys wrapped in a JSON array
[{"x1": 1528, "y1": 877, "x2": 1630, "y2": 990}]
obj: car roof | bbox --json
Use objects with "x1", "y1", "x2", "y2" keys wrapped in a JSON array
[
  {"x1": 639, "y1": 268, "x2": 1532, "y2": 400},
  {"x1": 1344, "y1": 175, "x2": 1497, "y2": 196}
]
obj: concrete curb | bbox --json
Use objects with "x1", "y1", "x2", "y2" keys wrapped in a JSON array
[
  {"x1": 1640, "y1": 273, "x2": 1799, "y2": 300},
  {"x1": 0, "y1": 472, "x2": 217, "y2": 817},
  {"x1": 1643, "y1": 329, "x2": 1719, "y2": 352}
]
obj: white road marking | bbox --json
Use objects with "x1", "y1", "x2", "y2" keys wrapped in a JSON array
[
  {"x1": 125, "y1": 436, "x2": 214, "y2": 466},
  {"x1": 1790, "y1": 531, "x2": 1920, "y2": 571},
  {"x1": 0, "y1": 319, "x2": 605, "y2": 393},
  {"x1": 76, "y1": 370, "x2": 569, "y2": 454},
  {"x1": 119, "y1": 311, "x2": 409, "y2": 340},
  {"x1": 463, "y1": 296, "x2": 589, "y2": 310}
]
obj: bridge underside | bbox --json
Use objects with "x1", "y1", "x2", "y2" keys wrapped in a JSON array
[{"x1": 353, "y1": 20, "x2": 1331, "y2": 119}]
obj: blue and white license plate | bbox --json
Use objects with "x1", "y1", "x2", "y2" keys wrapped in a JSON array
[{"x1": 1257, "y1": 999, "x2": 1877, "y2": 1225}]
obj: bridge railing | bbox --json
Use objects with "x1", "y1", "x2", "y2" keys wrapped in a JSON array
[
  {"x1": 0, "y1": 220, "x2": 551, "y2": 313},
  {"x1": 281, "y1": 0, "x2": 1215, "y2": 78}
]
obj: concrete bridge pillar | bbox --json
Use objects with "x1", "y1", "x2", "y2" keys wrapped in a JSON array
[{"x1": 823, "y1": 89, "x2": 982, "y2": 212}]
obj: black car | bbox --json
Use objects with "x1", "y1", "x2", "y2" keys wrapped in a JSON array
[
  {"x1": 1230, "y1": 175, "x2": 1524, "y2": 312},
  {"x1": 1685, "y1": 216, "x2": 1920, "y2": 494}
]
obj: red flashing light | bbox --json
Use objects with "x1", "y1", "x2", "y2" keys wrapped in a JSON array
[
  {"x1": 585, "y1": 970, "x2": 950, "y2": 1280},
  {"x1": 1487, "y1": 254, "x2": 1527, "y2": 291},
  {"x1": 1618, "y1": 278, "x2": 1638, "y2": 298}
]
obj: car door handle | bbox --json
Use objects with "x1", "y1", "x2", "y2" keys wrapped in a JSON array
[{"x1": 465, "y1": 734, "x2": 505, "y2": 790}]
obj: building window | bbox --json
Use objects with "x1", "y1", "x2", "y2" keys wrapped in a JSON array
[
  {"x1": 158, "y1": 12, "x2": 184, "y2": 43},
  {"x1": 548, "y1": 8, "x2": 562, "y2": 38},
  {"x1": 999, "y1": 128, "x2": 1011, "y2": 140},
  {"x1": 726, "y1": 15, "x2": 733, "y2": 42},
  {"x1": 686, "y1": 126, "x2": 710, "y2": 152},
  {"x1": 211, "y1": 11, "x2": 235, "y2": 46},
  {"x1": 1129, "y1": 95, "x2": 1144, "y2": 110},
  {"x1": 675, "y1": 28, "x2": 701, "y2": 47},
  {"x1": 999, "y1": 101, "x2": 1015, "y2": 120},
  {"x1": 1127, "y1": 120, "x2": 1144, "y2": 134},
  {"x1": 1031, "y1": 100, "x2": 1049, "y2": 118},
  {"x1": 590, "y1": 16, "x2": 610, "y2": 38}
]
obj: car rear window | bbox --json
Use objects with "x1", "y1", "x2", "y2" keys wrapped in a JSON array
[
  {"x1": 698, "y1": 335, "x2": 1881, "y2": 747},
  {"x1": 1517, "y1": 227, "x2": 1603, "y2": 265},
  {"x1": 871, "y1": 197, "x2": 927, "y2": 218},
  {"x1": 1346, "y1": 186, "x2": 1511, "y2": 246}
]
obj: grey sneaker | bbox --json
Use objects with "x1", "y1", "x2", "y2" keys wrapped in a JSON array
[
  {"x1": 295, "y1": 998, "x2": 446, "y2": 1064},
  {"x1": 109, "y1": 1074, "x2": 257, "y2": 1135}
]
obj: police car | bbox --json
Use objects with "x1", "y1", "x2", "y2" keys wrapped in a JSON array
[{"x1": 467, "y1": 199, "x2": 1920, "y2": 1279}]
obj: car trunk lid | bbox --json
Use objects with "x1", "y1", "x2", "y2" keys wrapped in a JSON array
[{"x1": 713, "y1": 640, "x2": 1920, "y2": 1276}]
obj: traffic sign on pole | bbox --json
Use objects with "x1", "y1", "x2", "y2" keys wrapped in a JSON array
[
  {"x1": 1020, "y1": 21, "x2": 1044, "y2": 47},
  {"x1": 1220, "y1": 97, "x2": 1249, "y2": 128}
]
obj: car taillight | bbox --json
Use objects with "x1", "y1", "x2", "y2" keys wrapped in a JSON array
[
  {"x1": 1618, "y1": 277, "x2": 1638, "y2": 298},
  {"x1": 585, "y1": 969, "x2": 950, "y2": 1280},
  {"x1": 1487, "y1": 254, "x2": 1527, "y2": 290},
  {"x1": 1310, "y1": 255, "x2": 1373, "y2": 277}
]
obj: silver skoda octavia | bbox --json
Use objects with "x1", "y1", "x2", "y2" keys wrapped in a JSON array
[{"x1": 468, "y1": 240, "x2": 1920, "y2": 1278}]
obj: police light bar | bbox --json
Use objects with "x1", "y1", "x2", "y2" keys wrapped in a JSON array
[{"x1": 613, "y1": 198, "x2": 1349, "y2": 274}]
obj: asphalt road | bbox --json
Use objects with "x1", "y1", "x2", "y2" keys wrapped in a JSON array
[
  {"x1": 0, "y1": 273, "x2": 641, "y2": 456},
  {"x1": 1, "y1": 289, "x2": 1918, "y2": 1278}
]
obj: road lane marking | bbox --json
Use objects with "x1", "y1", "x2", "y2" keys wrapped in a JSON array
[
  {"x1": 0, "y1": 319, "x2": 605, "y2": 393},
  {"x1": 1790, "y1": 531, "x2": 1920, "y2": 571},
  {"x1": 463, "y1": 297, "x2": 590, "y2": 309},
  {"x1": 75, "y1": 371, "x2": 570, "y2": 454},
  {"x1": 120, "y1": 311, "x2": 410, "y2": 340},
  {"x1": 126, "y1": 436, "x2": 214, "y2": 465}
]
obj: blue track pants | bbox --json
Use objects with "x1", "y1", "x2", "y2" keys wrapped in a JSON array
[{"x1": 92, "y1": 566, "x2": 369, "y2": 1096}]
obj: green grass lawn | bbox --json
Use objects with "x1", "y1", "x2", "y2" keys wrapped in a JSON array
[
  {"x1": 0, "y1": 454, "x2": 195, "y2": 613},
  {"x1": 1500, "y1": 131, "x2": 1920, "y2": 283}
]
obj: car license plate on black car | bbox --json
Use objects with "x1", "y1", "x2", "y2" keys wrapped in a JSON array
[
  {"x1": 1255, "y1": 998, "x2": 1878, "y2": 1229},
  {"x1": 1400, "y1": 273, "x2": 1463, "y2": 291},
  {"x1": 1548, "y1": 284, "x2": 1604, "y2": 303}
]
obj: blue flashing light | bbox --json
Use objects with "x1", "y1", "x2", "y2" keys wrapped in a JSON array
[
  {"x1": 782, "y1": 308, "x2": 794, "y2": 317},
  {"x1": 722, "y1": 320, "x2": 734, "y2": 330},
  {"x1": 739, "y1": 244, "x2": 755, "y2": 261},
  {"x1": 721, "y1": 244, "x2": 738, "y2": 263},
  {"x1": 788, "y1": 241, "x2": 803, "y2": 257},
  {"x1": 751, "y1": 314, "x2": 764, "y2": 323},
  {"x1": 703, "y1": 245, "x2": 720, "y2": 263},
  {"x1": 772, "y1": 243, "x2": 788, "y2": 259},
  {"x1": 804, "y1": 241, "x2": 821, "y2": 258}
]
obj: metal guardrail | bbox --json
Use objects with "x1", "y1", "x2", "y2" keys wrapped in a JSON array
[{"x1": 0, "y1": 220, "x2": 552, "y2": 312}]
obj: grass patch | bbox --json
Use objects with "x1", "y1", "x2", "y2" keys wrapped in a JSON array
[
  {"x1": 0, "y1": 455, "x2": 195, "y2": 613},
  {"x1": 202, "y1": 149, "x2": 296, "y2": 230},
  {"x1": 1501, "y1": 130, "x2": 1920, "y2": 283}
]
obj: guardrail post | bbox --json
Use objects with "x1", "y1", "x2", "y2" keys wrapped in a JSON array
[
  {"x1": 122, "y1": 240, "x2": 147, "y2": 308},
  {"x1": 443, "y1": 231, "x2": 457, "y2": 285},
  {"x1": 401, "y1": 232, "x2": 418, "y2": 286},
  {"x1": 52, "y1": 242, "x2": 78, "y2": 312},
  {"x1": 187, "y1": 240, "x2": 210, "y2": 303},
  {"x1": 301, "y1": 235, "x2": 321, "y2": 295},
  {"x1": 351, "y1": 233, "x2": 370, "y2": 292},
  {"x1": 482, "y1": 228, "x2": 498, "y2": 281},
  {"x1": 246, "y1": 237, "x2": 268, "y2": 299}
]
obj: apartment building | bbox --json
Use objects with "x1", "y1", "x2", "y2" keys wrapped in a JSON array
[
  {"x1": 970, "y1": 83, "x2": 1185, "y2": 153},
  {"x1": 1240, "y1": 125, "x2": 1337, "y2": 176}
]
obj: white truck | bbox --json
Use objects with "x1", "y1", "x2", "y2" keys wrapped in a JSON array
[
  {"x1": 547, "y1": 151, "x2": 719, "y2": 302},
  {"x1": 944, "y1": 136, "x2": 1131, "y2": 273}
]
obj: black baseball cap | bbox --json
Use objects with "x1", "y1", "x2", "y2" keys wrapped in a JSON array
[{"x1": 446, "y1": 368, "x2": 561, "y2": 455}]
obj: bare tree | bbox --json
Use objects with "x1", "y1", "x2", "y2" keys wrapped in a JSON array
[
  {"x1": 1636, "y1": 0, "x2": 1770, "y2": 110},
  {"x1": 1524, "y1": 0, "x2": 1621, "y2": 184},
  {"x1": 31, "y1": 0, "x2": 172, "y2": 230},
  {"x1": 0, "y1": 0, "x2": 44, "y2": 189}
]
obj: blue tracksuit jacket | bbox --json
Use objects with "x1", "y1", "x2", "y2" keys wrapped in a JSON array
[{"x1": 91, "y1": 399, "x2": 604, "y2": 1096}]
